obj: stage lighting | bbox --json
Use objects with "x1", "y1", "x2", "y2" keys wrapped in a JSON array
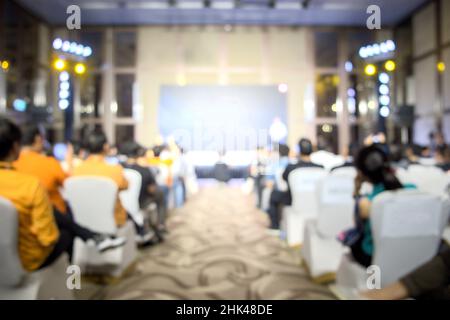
[
  {"x1": 345, "y1": 61, "x2": 353, "y2": 72},
  {"x1": 379, "y1": 84, "x2": 389, "y2": 95},
  {"x1": 379, "y1": 95, "x2": 390, "y2": 106},
  {"x1": 76, "y1": 44, "x2": 84, "y2": 56},
  {"x1": 59, "y1": 71, "x2": 70, "y2": 82},
  {"x1": 278, "y1": 83, "x2": 288, "y2": 93},
  {"x1": 385, "y1": 60, "x2": 396, "y2": 72},
  {"x1": 321, "y1": 124, "x2": 333, "y2": 133},
  {"x1": 1, "y1": 60, "x2": 9, "y2": 70},
  {"x1": 379, "y1": 73, "x2": 390, "y2": 84},
  {"x1": 53, "y1": 38, "x2": 63, "y2": 50},
  {"x1": 59, "y1": 99, "x2": 69, "y2": 110},
  {"x1": 13, "y1": 99, "x2": 27, "y2": 112},
  {"x1": 386, "y1": 40, "x2": 396, "y2": 51},
  {"x1": 365, "y1": 64, "x2": 377, "y2": 76},
  {"x1": 379, "y1": 106, "x2": 390, "y2": 117},
  {"x1": 347, "y1": 88, "x2": 356, "y2": 97},
  {"x1": 60, "y1": 81, "x2": 70, "y2": 91},
  {"x1": 62, "y1": 41, "x2": 71, "y2": 52},
  {"x1": 74, "y1": 63, "x2": 86, "y2": 75},
  {"x1": 70, "y1": 42, "x2": 78, "y2": 53},
  {"x1": 54, "y1": 59, "x2": 66, "y2": 71},
  {"x1": 59, "y1": 90, "x2": 70, "y2": 99},
  {"x1": 359, "y1": 47, "x2": 368, "y2": 59},
  {"x1": 438, "y1": 62, "x2": 446, "y2": 73},
  {"x1": 83, "y1": 47, "x2": 92, "y2": 57}
]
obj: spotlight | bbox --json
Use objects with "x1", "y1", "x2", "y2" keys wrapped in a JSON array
[
  {"x1": 54, "y1": 59, "x2": 66, "y2": 71},
  {"x1": 380, "y1": 42, "x2": 388, "y2": 53},
  {"x1": 70, "y1": 42, "x2": 78, "y2": 53},
  {"x1": 379, "y1": 106, "x2": 390, "y2": 117},
  {"x1": 59, "y1": 71, "x2": 70, "y2": 82},
  {"x1": 59, "y1": 90, "x2": 70, "y2": 99},
  {"x1": 76, "y1": 44, "x2": 84, "y2": 56},
  {"x1": 60, "y1": 81, "x2": 70, "y2": 91},
  {"x1": 53, "y1": 38, "x2": 63, "y2": 50},
  {"x1": 1, "y1": 60, "x2": 9, "y2": 70},
  {"x1": 345, "y1": 61, "x2": 353, "y2": 73},
  {"x1": 379, "y1": 95, "x2": 390, "y2": 106},
  {"x1": 83, "y1": 47, "x2": 92, "y2": 57},
  {"x1": 13, "y1": 99, "x2": 27, "y2": 112},
  {"x1": 74, "y1": 63, "x2": 86, "y2": 75},
  {"x1": 365, "y1": 64, "x2": 377, "y2": 76},
  {"x1": 379, "y1": 73, "x2": 390, "y2": 84},
  {"x1": 438, "y1": 62, "x2": 446, "y2": 73},
  {"x1": 278, "y1": 83, "x2": 288, "y2": 93},
  {"x1": 385, "y1": 60, "x2": 396, "y2": 72},
  {"x1": 359, "y1": 47, "x2": 368, "y2": 59},
  {"x1": 372, "y1": 44, "x2": 381, "y2": 55},
  {"x1": 62, "y1": 41, "x2": 71, "y2": 52},
  {"x1": 59, "y1": 99, "x2": 69, "y2": 110},
  {"x1": 347, "y1": 88, "x2": 356, "y2": 98},
  {"x1": 379, "y1": 84, "x2": 389, "y2": 95},
  {"x1": 321, "y1": 124, "x2": 333, "y2": 133},
  {"x1": 386, "y1": 40, "x2": 396, "y2": 51}
]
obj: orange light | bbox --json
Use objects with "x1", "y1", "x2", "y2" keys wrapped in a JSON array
[
  {"x1": 54, "y1": 59, "x2": 66, "y2": 71},
  {"x1": 364, "y1": 64, "x2": 377, "y2": 76},
  {"x1": 1, "y1": 60, "x2": 9, "y2": 70},
  {"x1": 74, "y1": 63, "x2": 86, "y2": 75},
  {"x1": 384, "y1": 60, "x2": 396, "y2": 72}
]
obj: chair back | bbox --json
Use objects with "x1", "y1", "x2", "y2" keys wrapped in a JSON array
[
  {"x1": 288, "y1": 167, "x2": 327, "y2": 216},
  {"x1": 408, "y1": 165, "x2": 450, "y2": 196},
  {"x1": 317, "y1": 175, "x2": 355, "y2": 237},
  {"x1": 65, "y1": 177, "x2": 118, "y2": 234},
  {"x1": 0, "y1": 197, "x2": 25, "y2": 286},
  {"x1": 119, "y1": 169, "x2": 142, "y2": 225},
  {"x1": 330, "y1": 166, "x2": 356, "y2": 179},
  {"x1": 371, "y1": 190, "x2": 450, "y2": 286}
]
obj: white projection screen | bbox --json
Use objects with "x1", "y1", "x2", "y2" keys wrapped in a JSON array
[{"x1": 158, "y1": 85, "x2": 288, "y2": 151}]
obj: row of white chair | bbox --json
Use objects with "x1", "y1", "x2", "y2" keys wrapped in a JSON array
[
  {"x1": 279, "y1": 166, "x2": 450, "y2": 298},
  {"x1": 0, "y1": 168, "x2": 145, "y2": 299}
]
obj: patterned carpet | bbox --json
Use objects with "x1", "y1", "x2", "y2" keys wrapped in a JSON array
[{"x1": 80, "y1": 184, "x2": 335, "y2": 300}]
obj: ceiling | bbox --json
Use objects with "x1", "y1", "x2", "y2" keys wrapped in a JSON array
[{"x1": 16, "y1": 0, "x2": 429, "y2": 26}]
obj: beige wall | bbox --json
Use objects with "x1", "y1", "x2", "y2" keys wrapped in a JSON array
[{"x1": 135, "y1": 26, "x2": 315, "y2": 148}]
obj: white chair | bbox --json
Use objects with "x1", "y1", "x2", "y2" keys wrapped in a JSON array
[
  {"x1": 120, "y1": 169, "x2": 145, "y2": 227},
  {"x1": 331, "y1": 166, "x2": 357, "y2": 178},
  {"x1": 407, "y1": 165, "x2": 450, "y2": 196},
  {"x1": 311, "y1": 151, "x2": 345, "y2": 171},
  {"x1": 64, "y1": 177, "x2": 137, "y2": 277},
  {"x1": 332, "y1": 190, "x2": 450, "y2": 297},
  {"x1": 302, "y1": 174, "x2": 355, "y2": 282},
  {"x1": 282, "y1": 167, "x2": 327, "y2": 246},
  {"x1": 395, "y1": 167, "x2": 414, "y2": 185},
  {"x1": 0, "y1": 197, "x2": 73, "y2": 299}
]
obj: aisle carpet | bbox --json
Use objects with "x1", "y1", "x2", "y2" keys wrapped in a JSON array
[{"x1": 84, "y1": 185, "x2": 335, "y2": 300}]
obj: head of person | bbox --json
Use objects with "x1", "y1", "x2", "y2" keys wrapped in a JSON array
[
  {"x1": 21, "y1": 124, "x2": 45, "y2": 152},
  {"x1": 355, "y1": 145, "x2": 402, "y2": 190},
  {"x1": 298, "y1": 138, "x2": 313, "y2": 158},
  {"x1": 120, "y1": 141, "x2": 143, "y2": 160},
  {"x1": 84, "y1": 129, "x2": 109, "y2": 155},
  {"x1": 435, "y1": 145, "x2": 450, "y2": 164},
  {"x1": 278, "y1": 144, "x2": 290, "y2": 158},
  {"x1": 0, "y1": 117, "x2": 22, "y2": 162},
  {"x1": 388, "y1": 144, "x2": 406, "y2": 163}
]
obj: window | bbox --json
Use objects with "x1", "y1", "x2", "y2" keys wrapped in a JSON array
[
  {"x1": 315, "y1": 74, "x2": 339, "y2": 118},
  {"x1": 80, "y1": 31, "x2": 104, "y2": 68},
  {"x1": 315, "y1": 32, "x2": 338, "y2": 68},
  {"x1": 115, "y1": 125, "x2": 134, "y2": 146},
  {"x1": 114, "y1": 31, "x2": 136, "y2": 67},
  {"x1": 80, "y1": 74, "x2": 102, "y2": 118},
  {"x1": 115, "y1": 74, "x2": 135, "y2": 118},
  {"x1": 317, "y1": 124, "x2": 339, "y2": 154}
]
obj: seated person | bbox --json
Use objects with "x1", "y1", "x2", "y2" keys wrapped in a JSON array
[
  {"x1": 361, "y1": 248, "x2": 450, "y2": 300},
  {"x1": 13, "y1": 125, "x2": 125, "y2": 252},
  {"x1": 349, "y1": 145, "x2": 416, "y2": 267},
  {"x1": 266, "y1": 138, "x2": 323, "y2": 229},
  {"x1": 120, "y1": 141, "x2": 168, "y2": 234},
  {"x1": 331, "y1": 142, "x2": 359, "y2": 171},
  {"x1": 435, "y1": 145, "x2": 450, "y2": 172},
  {"x1": 0, "y1": 118, "x2": 124, "y2": 271},
  {"x1": 73, "y1": 129, "x2": 154, "y2": 244},
  {"x1": 264, "y1": 144, "x2": 291, "y2": 191}
]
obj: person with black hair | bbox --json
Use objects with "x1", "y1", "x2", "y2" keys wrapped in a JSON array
[
  {"x1": 120, "y1": 141, "x2": 168, "y2": 237},
  {"x1": 348, "y1": 145, "x2": 416, "y2": 267},
  {"x1": 266, "y1": 138, "x2": 323, "y2": 229},
  {"x1": 0, "y1": 118, "x2": 125, "y2": 272},
  {"x1": 73, "y1": 129, "x2": 155, "y2": 244}
]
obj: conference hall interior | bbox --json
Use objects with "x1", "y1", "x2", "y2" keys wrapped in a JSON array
[{"x1": 0, "y1": 0, "x2": 450, "y2": 301}]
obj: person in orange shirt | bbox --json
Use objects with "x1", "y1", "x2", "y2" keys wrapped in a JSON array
[
  {"x1": 0, "y1": 119, "x2": 125, "y2": 273},
  {"x1": 72, "y1": 129, "x2": 154, "y2": 244}
]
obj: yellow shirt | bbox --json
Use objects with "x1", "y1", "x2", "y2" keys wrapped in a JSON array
[
  {"x1": 72, "y1": 155, "x2": 128, "y2": 227},
  {"x1": 14, "y1": 150, "x2": 68, "y2": 214},
  {"x1": 0, "y1": 163, "x2": 59, "y2": 272}
]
